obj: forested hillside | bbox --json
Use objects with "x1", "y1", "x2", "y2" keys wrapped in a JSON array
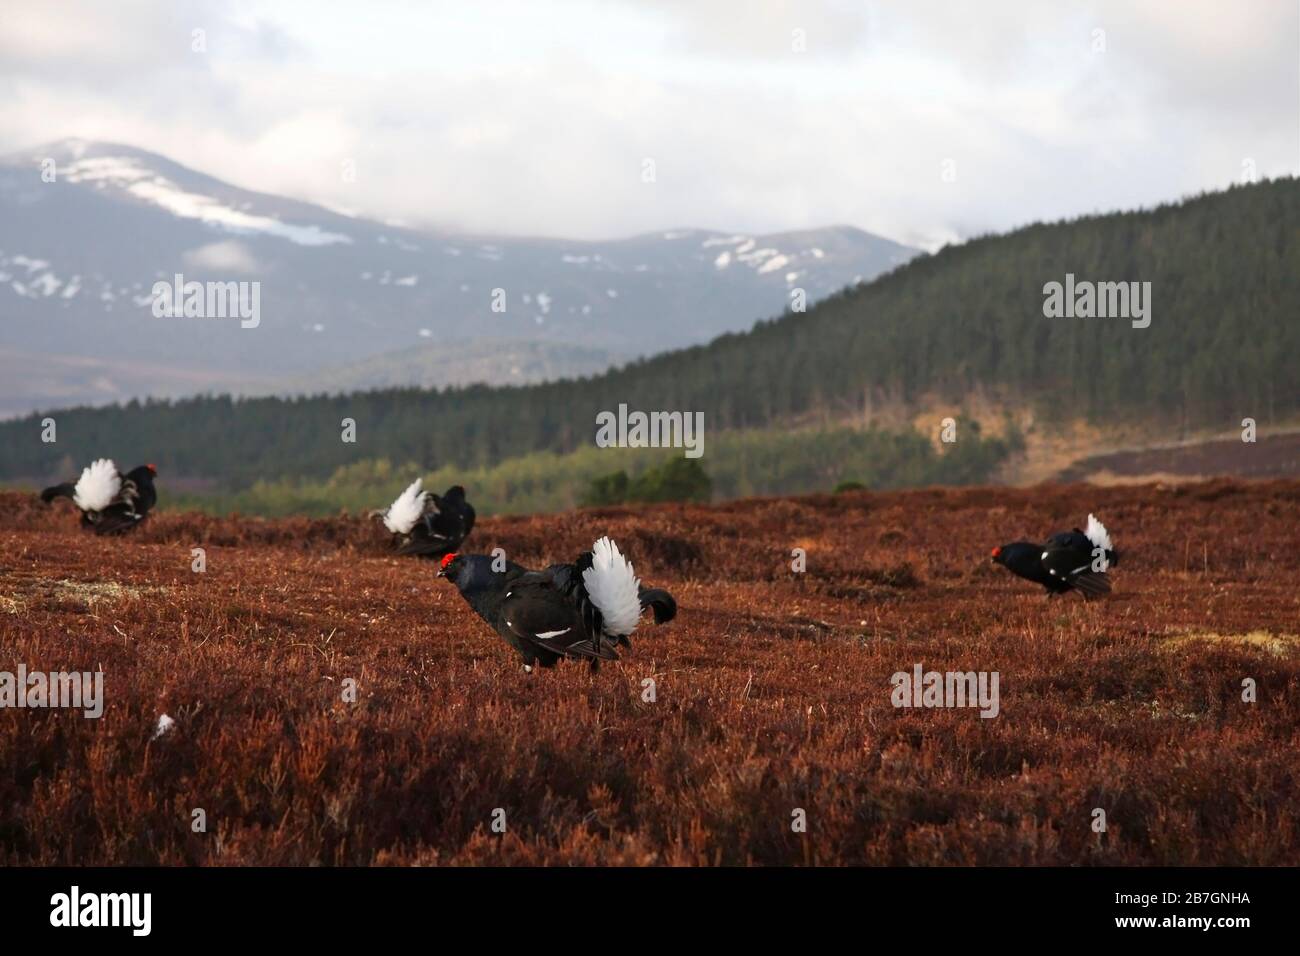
[{"x1": 1, "y1": 178, "x2": 1294, "y2": 491}]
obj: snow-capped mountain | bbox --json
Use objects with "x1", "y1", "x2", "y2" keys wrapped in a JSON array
[{"x1": 0, "y1": 139, "x2": 921, "y2": 416}]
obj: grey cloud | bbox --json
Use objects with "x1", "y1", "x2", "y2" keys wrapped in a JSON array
[
  {"x1": 642, "y1": 0, "x2": 874, "y2": 57},
  {"x1": 0, "y1": 0, "x2": 1294, "y2": 248}
]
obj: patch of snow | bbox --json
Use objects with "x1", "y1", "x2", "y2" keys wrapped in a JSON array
[
  {"x1": 394, "y1": 274, "x2": 418, "y2": 287},
  {"x1": 737, "y1": 246, "x2": 777, "y2": 264},
  {"x1": 29, "y1": 273, "x2": 61, "y2": 296},
  {"x1": 183, "y1": 239, "x2": 260, "y2": 274},
  {"x1": 63, "y1": 156, "x2": 352, "y2": 247},
  {"x1": 11, "y1": 255, "x2": 50, "y2": 273},
  {"x1": 62, "y1": 156, "x2": 151, "y2": 185}
]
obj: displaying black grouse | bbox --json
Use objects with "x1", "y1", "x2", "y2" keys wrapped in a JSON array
[
  {"x1": 40, "y1": 458, "x2": 158, "y2": 535},
  {"x1": 992, "y1": 514, "x2": 1119, "y2": 598},
  {"x1": 374, "y1": 478, "x2": 475, "y2": 559},
  {"x1": 438, "y1": 536, "x2": 677, "y2": 671}
]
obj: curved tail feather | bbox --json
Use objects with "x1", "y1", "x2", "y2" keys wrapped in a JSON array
[
  {"x1": 40, "y1": 483, "x2": 75, "y2": 504},
  {"x1": 638, "y1": 586, "x2": 677, "y2": 624}
]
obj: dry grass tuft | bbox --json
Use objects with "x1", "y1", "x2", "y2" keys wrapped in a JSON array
[{"x1": 1163, "y1": 630, "x2": 1300, "y2": 657}]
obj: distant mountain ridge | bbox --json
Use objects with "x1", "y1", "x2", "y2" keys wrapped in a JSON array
[
  {"x1": 0, "y1": 138, "x2": 919, "y2": 415},
  {"x1": 0, "y1": 175, "x2": 1293, "y2": 492}
]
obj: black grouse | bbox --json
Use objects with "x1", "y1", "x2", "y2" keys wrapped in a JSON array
[
  {"x1": 40, "y1": 458, "x2": 158, "y2": 535},
  {"x1": 991, "y1": 514, "x2": 1119, "y2": 598},
  {"x1": 374, "y1": 478, "x2": 475, "y2": 559},
  {"x1": 438, "y1": 536, "x2": 677, "y2": 671}
]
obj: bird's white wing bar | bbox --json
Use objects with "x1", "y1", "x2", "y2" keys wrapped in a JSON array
[
  {"x1": 505, "y1": 621, "x2": 570, "y2": 641},
  {"x1": 383, "y1": 478, "x2": 427, "y2": 534},
  {"x1": 582, "y1": 536, "x2": 642, "y2": 637},
  {"x1": 73, "y1": 458, "x2": 121, "y2": 512}
]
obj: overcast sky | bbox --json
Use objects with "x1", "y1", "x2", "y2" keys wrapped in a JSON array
[{"x1": 1, "y1": 0, "x2": 1296, "y2": 250}]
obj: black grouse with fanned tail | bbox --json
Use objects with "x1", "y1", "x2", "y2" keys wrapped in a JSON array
[
  {"x1": 40, "y1": 458, "x2": 158, "y2": 535},
  {"x1": 991, "y1": 514, "x2": 1119, "y2": 598},
  {"x1": 373, "y1": 479, "x2": 475, "y2": 559},
  {"x1": 439, "y1": 536, "x2": 677, "y2": 671}
]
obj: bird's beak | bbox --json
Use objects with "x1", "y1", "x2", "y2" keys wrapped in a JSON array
[{"x1": 436, "y1": 568, "x2": 446, "y2": 577}]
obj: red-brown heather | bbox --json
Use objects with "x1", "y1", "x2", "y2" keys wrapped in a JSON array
[{"x1": 1, "y1": 480, "x2": 1297, "y2": 866}]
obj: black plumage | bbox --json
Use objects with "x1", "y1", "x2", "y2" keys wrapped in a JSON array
[
  {"x1": 991, "y1": 516, "x2": 1119, "y2": 599},
  {"x1": 400, "y1": 485, "x2": 476, "y2": 558},
  {"x1": 375, "y1": 482, "x2": 476, "y2": 559},
  {"x1": 438, "y1": 543, "x2": 677, "y2": 671},
  {"x1": 40, "y1": 463, "x2": 158, "y2": 535}
]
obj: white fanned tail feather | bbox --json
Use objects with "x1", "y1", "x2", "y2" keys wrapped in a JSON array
[
  {"x1": 383, "y1": 478, "x2": 428, "y2": 534},
  {"x1": 1085, "y1": 513, "x2": 1113, "y2": 569},
  {"x1": 582, "y1": 536, "x2": 643, "y2": 637},
  {"x1": 73, "y1": 458, "x2": 120, "y2": 512}
]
